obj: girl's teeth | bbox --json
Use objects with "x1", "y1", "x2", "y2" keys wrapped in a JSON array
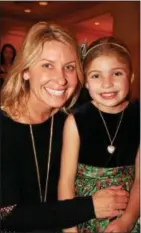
[
  {"x1": 101, "y1": 92, "x2": 116, "y2": 97},
  {"x1": 46, "y1": 88, "x2": 65, "y2": 96}
]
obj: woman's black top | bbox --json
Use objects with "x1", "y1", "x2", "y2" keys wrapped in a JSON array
[{"x1": 0, "y1": 109, "x2": 94, "y2": 232}]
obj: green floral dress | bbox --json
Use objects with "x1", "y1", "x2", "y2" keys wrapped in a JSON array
[{"x1": 75, "y1": 163, "x2": 140, "y2": 233}]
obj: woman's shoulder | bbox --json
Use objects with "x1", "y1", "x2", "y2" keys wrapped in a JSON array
[
  {"x1": 56, "y1": 110, "x2": 68, "y2": 120},
  {"x1": 0, "y1": 108, "x2": 8, "y2": 119},
  {"x1": 54, "y1": 110, "x2": 68, "y2": 128},
  {"x1": 69, "y1": 102, "x2": 97, "y2": 128},
  {"x1": 0, "y1": 108, "x2": 17, "y2": 133},
  {"x1": 71, "y1": 101, "x2": 94, "y2": 116},
  {"x1": 0, "y1": 108, "x2": 16, "y2": 122}
]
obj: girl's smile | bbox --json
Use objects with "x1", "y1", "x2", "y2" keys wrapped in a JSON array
[
  {"x1": 100, "y1": 91, "x2": 118, "y2": 99},
  {"x1": 85, "y1": 55, "x2": 132, "y2": 113}
]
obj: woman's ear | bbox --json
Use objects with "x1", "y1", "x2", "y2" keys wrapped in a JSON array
[
  {"x1": 23, "y1": 71, "x2": 29, "y2": 80},
  {"x1": 131, "y1": 73, "x2": 134, "y2": 84}
]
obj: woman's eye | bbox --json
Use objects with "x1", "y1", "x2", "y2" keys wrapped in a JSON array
[
  {"x1": 42, "y1": 63, "x2": 52, "y2": 69},
  {"x1": 64, "y1": 65, "x2": 75, "y2": 71}
]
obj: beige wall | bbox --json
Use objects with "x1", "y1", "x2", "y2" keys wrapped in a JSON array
[
  {"x1": 1, "y1": 17, "x2": 33, "y2": 51},
  {"x1": 67, "y1": 1, "x2": 140, "y2": 99},
  {"x1": 1, "y1": 1, "x2": 140, "y2": 99},
  {"x1": 82, "y1": 1, "x2": 140, "y2": 99},
  {"x1": 112, "y1": 2, "x2": 140, "y2": 100},
  {"x1": 72, "y1": 25, "x2": 113, "y2": 45}
]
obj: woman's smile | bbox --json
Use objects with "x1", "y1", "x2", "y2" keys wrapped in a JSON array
[{"x1": 45, "y1": 87, "x2": 65, "y2": 96}]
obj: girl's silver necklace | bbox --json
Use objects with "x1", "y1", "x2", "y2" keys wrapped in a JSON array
[
  {"x1": 98, "y1": 109, "x2": 124, "y2": 154},
  {"x1": 29, "y1": 115, "x2": 54, "y2": 203}
]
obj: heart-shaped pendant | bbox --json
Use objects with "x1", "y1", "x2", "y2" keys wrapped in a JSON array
[{"x1": 107, "y1": 145, "x2": 115, "y2": 154}]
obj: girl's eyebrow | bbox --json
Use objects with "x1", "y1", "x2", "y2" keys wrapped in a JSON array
[
  {"x1": 111, "y1": 67, "x2": 127, "y2": 71},
  {"x1": 87, "y1": 67, "x2": 127, "y2": 75},
  {"x1": 87, "y1": 70, "x2": 101, "y2": 75}
]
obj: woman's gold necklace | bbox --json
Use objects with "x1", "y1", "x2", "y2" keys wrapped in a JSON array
[{"x1": 29, "y1": 115, "x2": 54, "y2": 203}]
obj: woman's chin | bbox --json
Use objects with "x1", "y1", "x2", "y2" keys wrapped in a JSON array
[{"x1": 47, "y1": 99, "x2": 67, "y2": 109}]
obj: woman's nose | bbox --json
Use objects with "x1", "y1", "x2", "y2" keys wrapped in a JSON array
[
  {"x1": 56, "y1": 69, "x2": 67, "y2": 86},
  {"x1": 101, "y1": 76, "x2": 113, "y2": 88}
]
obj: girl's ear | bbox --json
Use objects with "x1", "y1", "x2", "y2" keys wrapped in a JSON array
[
  {"x1": 131, "y1": 73, "x2": 134, "y2": 84},
  {"x1": 23, "y1": 71, "x2": 29, "y2": 80}
]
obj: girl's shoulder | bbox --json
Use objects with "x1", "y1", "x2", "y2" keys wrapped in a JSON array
[
  {"x1": 127, "y1": 99, "x2": 140, "y2": 115},
  {"x1": 124, "y1": 99, "x2": 140, "y2": 127}
]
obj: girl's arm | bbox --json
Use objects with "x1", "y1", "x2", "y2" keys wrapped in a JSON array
[
  {"x1": 121, "y1": 147, "x2": 140, "y2": 227},
  {"x1": 58, "y1": 114, "x2": 80, "y2": 233},
  {"x1": 104, "y1": 147, "x2": 140, "y2": 233}
]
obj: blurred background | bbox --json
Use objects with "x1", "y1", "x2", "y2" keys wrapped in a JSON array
[{"x1": 0, "y1": 1, "x2": 140, "y2": 99}]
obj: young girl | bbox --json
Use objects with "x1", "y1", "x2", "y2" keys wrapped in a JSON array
[{"x1": 58, "y1": 36, "x2": 140, "y2": 233}]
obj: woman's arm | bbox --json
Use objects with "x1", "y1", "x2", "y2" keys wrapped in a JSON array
[
  {"x1": 2, "y1": 187, "x2": 129, "y2": 232},
  {"x1": 1, "y1": 196, "x2": 94, "y2": 232},
  {"x1": 58, "y1": 114, "x2": 80, "y2": 232},
  {"x1": 1, "y1": 185, "x2": 130, "y2": 232}
]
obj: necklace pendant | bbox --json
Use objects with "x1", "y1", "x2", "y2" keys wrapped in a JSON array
[{"x1": 107, "y1": 145, "x2": 115, "y2": 154}]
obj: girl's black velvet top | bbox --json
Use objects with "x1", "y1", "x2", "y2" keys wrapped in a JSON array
[
  {"x1": 0, "y1": 110, "x2": 94, "y2": 232},
  {"x1": 73, "y1": 100, "x2": 140, "y2": 167}
]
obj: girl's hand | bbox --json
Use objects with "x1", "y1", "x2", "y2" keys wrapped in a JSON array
[{"x1": 104, "y1": 217, "x2": 133, "y2": 233}]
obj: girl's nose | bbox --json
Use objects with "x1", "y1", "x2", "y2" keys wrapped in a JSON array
[{"x1": 101, "y1": 76, "x2": 113, "y2": 88}]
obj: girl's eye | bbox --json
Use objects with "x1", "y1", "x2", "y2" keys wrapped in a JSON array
[
  {"x1": 90, "y1": 73, "x2": 99, "y2": 79},
  {"x1": 42, "y1": 63, "x2": 52, "y2": 69},
  {"x1": 64, "y1": 64, "x2": 75, "y2": 72},
  {"x1": 114, "y1": 71, "x2": 123, "y2": 76}
]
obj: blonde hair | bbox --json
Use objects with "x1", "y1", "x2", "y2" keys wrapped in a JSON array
[{"x1": 1, "y1": 21, "x2": 83, "y2": 117}]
